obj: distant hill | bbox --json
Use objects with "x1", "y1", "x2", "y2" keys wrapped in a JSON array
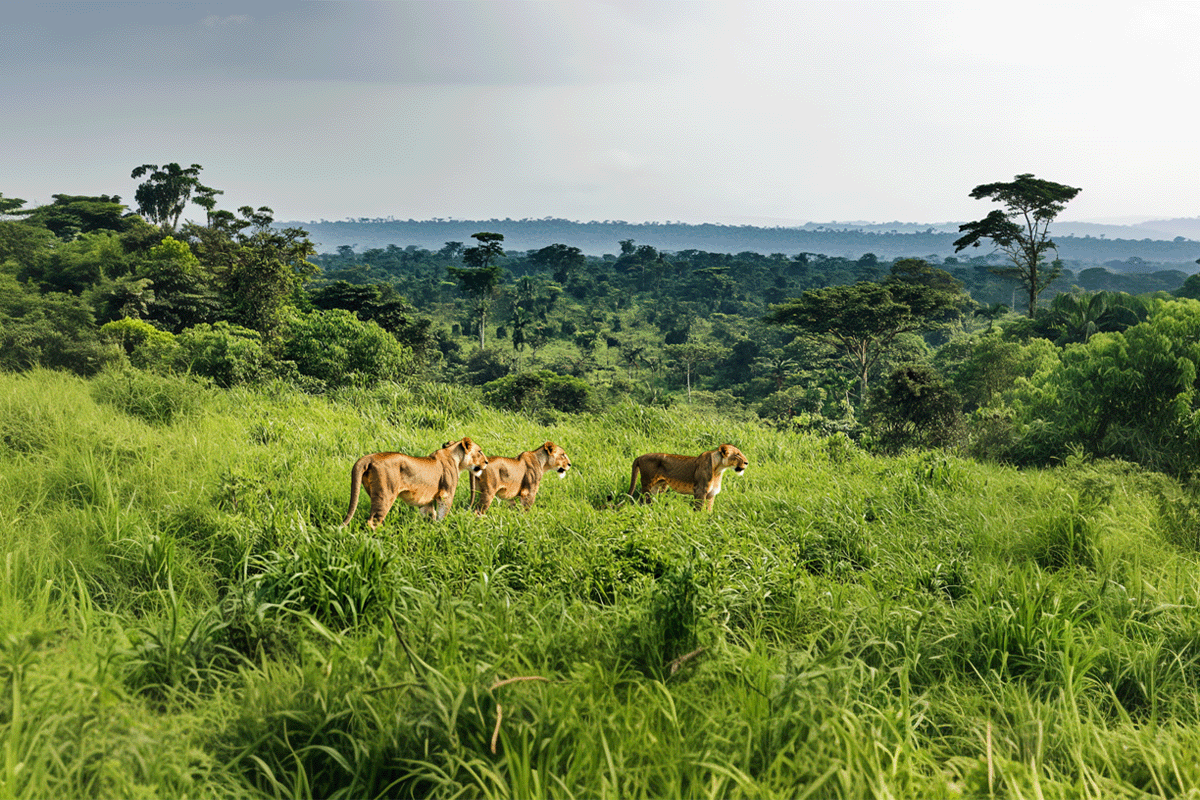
[{"x1": 283, "y1": 217, "x2": 1200, "y2": 269}]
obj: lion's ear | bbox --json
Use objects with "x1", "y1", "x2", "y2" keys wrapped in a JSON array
[
  {"x1": 543, "y1": 441, "x2": 554, "y2": 451},
  {"x1": 462, "y1": 436, "x2": 474, "y2": 448},
  {"x1": 719, "y1": 444, "x2": 731, "y2": 456}
]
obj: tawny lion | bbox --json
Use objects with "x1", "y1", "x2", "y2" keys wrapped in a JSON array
[
  {"x1": 471, "y1": 441, "x2": 572, "y2": 514},
  {"x1": 628, "y1": 444, "x2": 748, "y2": 511},
  {"x1": 341, "y1": 437, "x2": 488, "y2": 527}
]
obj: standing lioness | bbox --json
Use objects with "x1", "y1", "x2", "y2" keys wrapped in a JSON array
[
  {"x1": 471, "y1": 441, "x2": 572, "y2": 514},
  {"x1": 628, "y1": 444, "x2": 748, "y2": 511},
  {"x1": 341, "y1": 437, "x2": 488, "y2": 527}
]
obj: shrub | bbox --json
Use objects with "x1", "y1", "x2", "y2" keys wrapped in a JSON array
[
  {"x1": 866, "y1": 363, "x2": 965, "y2": 453},
  {"x1": 482, "y1": 370, "x2": 594, "y2": 414},
  {"x1": 280, "y1": 308, "x2": 415, "y2": 391},
  {"x1": 100, "y1": 317, "x2": 178, "y2": 370},
  {"x1": 175, "y1": 322, "x2": 268, "y2": 387}
]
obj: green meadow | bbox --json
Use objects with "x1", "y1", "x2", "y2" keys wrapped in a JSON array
[{"x1": 3, "y1": 366, "x2": 1200, "y2": 798}]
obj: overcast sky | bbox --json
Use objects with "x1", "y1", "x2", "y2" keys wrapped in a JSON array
[{"x1": 4, "y1": 1, "x2": 1199, "y2": 226}]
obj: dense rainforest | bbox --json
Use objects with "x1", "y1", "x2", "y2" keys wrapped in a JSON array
[{"x1": 5, "y1": 167, "x2": 1200, "y2": 477}]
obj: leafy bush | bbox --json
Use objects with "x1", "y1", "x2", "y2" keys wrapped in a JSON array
[
  {"x1": 866, "y1": 363, "x2": 965, "y2": 453},
  {"x1": 482, "y1": 370, "x2": 594, "y2": 414},
  {"x1": 174, "y1": 321, "x2": 268, "y2": 387},
  {"x1": 100, "y1": 316, "x2": 178, "y2": 370},
  {"x1": 280, "y1": 308, "x2": 415, "y2": 391}
]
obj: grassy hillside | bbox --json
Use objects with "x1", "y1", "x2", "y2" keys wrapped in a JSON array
[{"x1": 3, "y1": 367, "x2": 1200, "y2": 798}]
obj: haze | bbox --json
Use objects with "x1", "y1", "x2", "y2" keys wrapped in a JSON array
[{"x1": 4, "y1": 1, "x2": 1199, "y2": 227}]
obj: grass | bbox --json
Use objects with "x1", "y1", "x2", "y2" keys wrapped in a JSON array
[{"x1": 2, "y1": 367, "x2": 1200, "y2": 797}]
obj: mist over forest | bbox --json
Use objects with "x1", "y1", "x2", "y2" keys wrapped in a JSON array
[{"x1": 289, "y1": 216, "x2": 1200, "y2": 269}]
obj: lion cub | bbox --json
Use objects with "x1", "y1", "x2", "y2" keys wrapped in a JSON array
[
  {"x1": 341, "y1": 437, "x2": 488, "y2": 527},
  {"x1": 471, "y1": 441, "x2": 572, "y2": 514},
  {"x1": 628, "y1": 444, "x2": 748, "y2": 511}
]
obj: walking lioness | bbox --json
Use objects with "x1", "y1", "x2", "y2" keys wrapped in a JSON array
[
  {"x1": 341, "y1": 437, "x2": 488, "y2": 527},
  {"x1": 628, "y1": 444, "x2": 748, "y2": 511},
  {"x1": 471, "y1": 441, "x2": 572, "y2": 514}
]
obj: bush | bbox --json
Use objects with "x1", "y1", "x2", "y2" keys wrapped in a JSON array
[
  {"x1": 280, "y1": 308, "x2": 415, "y2": 391},
  {"x1": 866, "y1": 363, "x2": 965, "y2": 453},
  {"x1": 175, "y1": 322, "x2": 268, "y2": 387},
  {"x1": 482, "y1": 370, "x2": 594, "y2": 414},
  {"x1": 100, "y1": 317, "x2": 178, "y2": 370}
]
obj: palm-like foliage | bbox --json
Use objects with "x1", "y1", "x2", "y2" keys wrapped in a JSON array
[{"x1": 1048, "y1": 291, "x2": 1150, "y2": 345}]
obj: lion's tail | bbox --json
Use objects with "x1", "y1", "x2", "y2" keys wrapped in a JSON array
[
  {"x1": 628, "y1": 457, "x2": 641, "y2": 499},
  {"x1": 341, "y1": 456, "x2": 371, "y2": 527}
]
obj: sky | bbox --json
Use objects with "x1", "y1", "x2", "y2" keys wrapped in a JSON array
[{"x1": 4, "y1": 1, "x2": 1200, "y2": 227}]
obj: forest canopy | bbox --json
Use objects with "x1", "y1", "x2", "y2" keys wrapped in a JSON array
[{"x1": 5, "y1": 166, "x2": 1200, "y2": 474}]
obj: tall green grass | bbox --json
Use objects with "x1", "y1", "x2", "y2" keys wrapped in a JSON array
[{"x1": 2, "y1": 367, "x2": 1200, "y2": 797}]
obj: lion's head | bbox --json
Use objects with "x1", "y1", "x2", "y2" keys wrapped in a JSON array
[
  {"x1": 541, "y1": 441, "x2": 572, "y2": 478},
  {"x1": 718, "y1": 444, "x2": 748, "y2": 475}
]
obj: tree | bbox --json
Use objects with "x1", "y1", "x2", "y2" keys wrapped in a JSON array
[
  {"x1": 529, "y1": 243, "x2": 585, "y2": 283},
  {"x1": 866, "y1": 363, "x2": 965, "y2": 452},
  {"x1": 131, "y1": 163, "x2": 222, "y2": 232},
  {"x1": 18, "y1": 194, "x2": 131, "y2": 239},
  {"x1": 447, "y1": 232, "x2": 505, "y2": 348},
  {"x1": 207, "y1": 206, "x2": 318, "y2": 340},
  {"x1": 953, "y1": 173, "x2": 1081, "y2": 317},
  {"x1": 0, "y1": 193, "x2": 26, "y2": 217},
  {"x1": 665, "y1": 337, "x2": 729, "y2": 401},
  {"x1": 1046, "y1": 290, "x2": 1149, "y2": 346},
  {"x1": 764, "y1": 264, "x2": 964, "y2": 405}
]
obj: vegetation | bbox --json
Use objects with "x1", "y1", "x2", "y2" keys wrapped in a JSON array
[
  {"x1": 2, "y1": 369, "x2": 1200, "y2": 797},
  {"x1": 7, "y1": 166, "x2": 1200, "y2": 794},
  {"x1": 954, "y1": 174, "x2": 1083, "y2": 317}
]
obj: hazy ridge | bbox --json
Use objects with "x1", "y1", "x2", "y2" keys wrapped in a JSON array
[{"x1": 285, "y1": 216, "x2": 1200, "y2": 267}]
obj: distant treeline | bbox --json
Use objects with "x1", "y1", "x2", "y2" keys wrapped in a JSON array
[{"x1": 288, "y1": 217, "x2": 1200, "y2": 268}]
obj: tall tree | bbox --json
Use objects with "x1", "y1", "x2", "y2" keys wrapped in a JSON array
[
  {"x1": 447, "y1": 232, "x2": 505, "y2": 348},
  {"x1": 953, "y1": 173, "x2": 1081, "y2": 317},
  {"x1": 131, "y1": 162, "x2": 222, "y2": 232},
  {"x1": 207, "y1": 206, "x2": 317, "y2": 340},
  {"x1": 529, "y1": 242, "x2": 585, "y2": 282},
  {"x1": 765, "y1": 263, "x2": 964, "y2": 405}
]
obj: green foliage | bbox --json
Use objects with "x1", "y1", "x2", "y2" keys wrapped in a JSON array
[
  {"x1": 15, "y1": 193, "x2": 132, "y2": 240},
  {"x1": 279, "y1": 308, "x2": 415, "y2": 390},
  {"x1": 91, "y1": 366, "x2": 208, "y2": 426},
  {"x1": 100, "y1": 317, "x2": 178, "y2": 369},
  {"x1": 7, "y1": 369, "x2": 1200, "y2": 797},
  {"x1": 0, "y1": 272, "x2": 117, "y2": 375},
  {"x1": 998, "y1": 298, "x2": 1200, "y2": 472},
  {"x1": 866, "y1": 363, "x2": 965, "y2": 452},
  {"x1": 174, "y1": 321, "x2": 268, "y2": 387},
  {"x1": 482, "y1": 369, "x2": 594, "y2": 414}
]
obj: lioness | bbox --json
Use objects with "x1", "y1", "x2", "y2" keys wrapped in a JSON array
[
  {"x1": 341, "y1": 437, "x2": 488, "y2": 527},
  {"x1": 471, "y1": 441, "x2": 572, "y2": 514},
  {"x1": 628, "y1": 444, "x2": 748, "y2": 511}
]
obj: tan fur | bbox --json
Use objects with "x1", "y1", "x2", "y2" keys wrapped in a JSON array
[
  {"x1": 471, "y1": 441, "x2": 572, "y2": 514},
  {"x1": 341, "y1": 437, "x2": 488, "y2": 527},
  {"x1": 628, "y1": 444, "x2": 748, "y2": 511}
]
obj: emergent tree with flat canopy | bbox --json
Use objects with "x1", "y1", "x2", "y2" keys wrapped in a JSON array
[
  {"x1": 764, "y1": 259, "x2": 965, "y2": 406},
  {"x1": 954, "y1": 173, "x2": 1081, "y2": 318}
]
